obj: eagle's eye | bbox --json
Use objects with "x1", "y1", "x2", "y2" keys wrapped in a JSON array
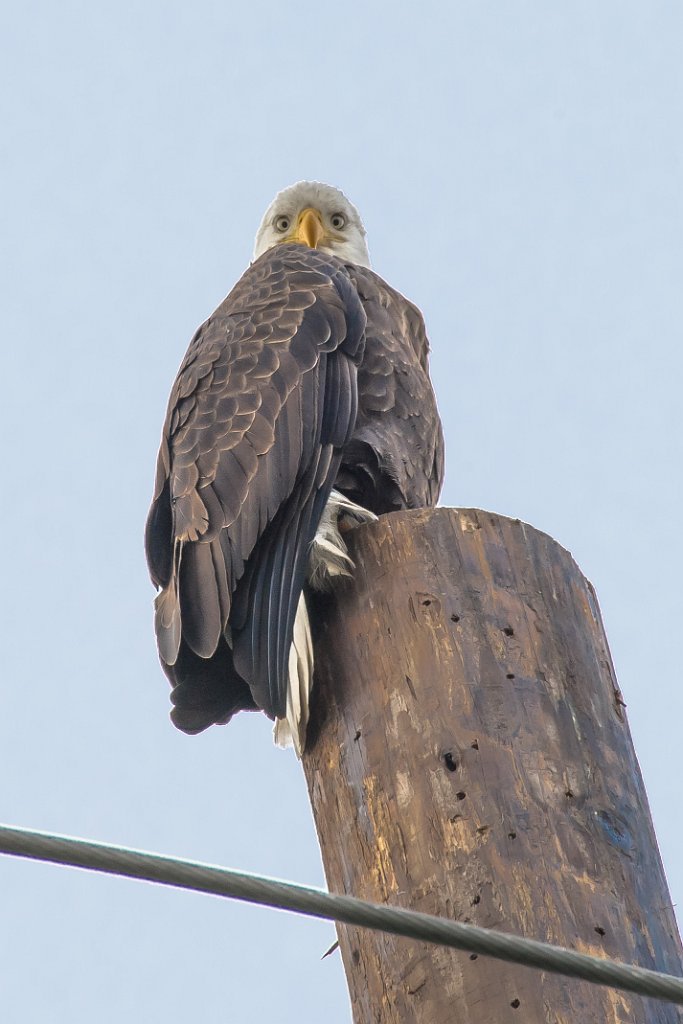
[
  {"x1": 274, "y1": 215, "x2": 291, "y2": 233},
  {"x1": 330, "y1": 213, "x2": 346, "y2": 230}
]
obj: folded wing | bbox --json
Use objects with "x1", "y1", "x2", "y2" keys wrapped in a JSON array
[
  {"x1": 145, "y1": 245, "x2": 365, "y2": 728},
  {"x1": 336, "y1": 265, "x2": 445, "y2": 513}
]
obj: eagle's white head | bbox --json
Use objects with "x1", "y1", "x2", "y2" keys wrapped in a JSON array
[{"x1": 253, "y1": 181, "x2": 371, "y2": 268}]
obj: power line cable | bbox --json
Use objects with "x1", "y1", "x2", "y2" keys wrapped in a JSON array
[{"x1": 1, "y1": 822, "x2": 682, "y2": 1006}]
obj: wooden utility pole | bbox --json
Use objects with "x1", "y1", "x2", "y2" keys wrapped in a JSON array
[{"x1": 303, "y1": 508, "x2": 683, "y2": 1023}]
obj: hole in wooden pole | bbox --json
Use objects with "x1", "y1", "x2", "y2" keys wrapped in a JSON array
[{"x1": 443, "y1": 752, "x2": 458, "y2": 772}]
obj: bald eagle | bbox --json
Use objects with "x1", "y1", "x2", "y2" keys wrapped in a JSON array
[{"x1": 145, "y1": 182, "x2": 444, "y2": 754}]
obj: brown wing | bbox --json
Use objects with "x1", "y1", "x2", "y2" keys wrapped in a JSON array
[
  {"x1": 335, "y1": 265, "x2": 444, "y2": 513},
  {"x1": 145, "y1": 245, "x2": 365, "y2": 729}
]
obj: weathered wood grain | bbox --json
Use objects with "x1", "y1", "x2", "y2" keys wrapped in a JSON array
[{"x1": 303, "y1": 508, "x2": 683, "y2": 1023}]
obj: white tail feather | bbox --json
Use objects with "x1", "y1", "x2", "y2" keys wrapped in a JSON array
[
  {"x1": 273, "y1": 593, "x2": 313, "y2": 758},
  {"x1": 275, "y1": 491, "x2": 377, "y2": 756}
]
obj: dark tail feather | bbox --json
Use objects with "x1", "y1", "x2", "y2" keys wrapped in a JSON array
[{"x1": 164, "y1": 637, "x2": 257, "y2": 734}]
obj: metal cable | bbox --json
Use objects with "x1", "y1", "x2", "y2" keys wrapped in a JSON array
[{"x1": 1, "y1": 822, "x2": 682, "y2": 1005}]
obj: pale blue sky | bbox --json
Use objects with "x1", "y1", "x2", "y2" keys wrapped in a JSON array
[{"x1": 1, "y1": 3, "x2": 682, "y2": 1021}]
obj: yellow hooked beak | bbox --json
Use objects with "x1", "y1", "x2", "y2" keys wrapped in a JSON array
[{"x1": 293, "y1": 207, "x2": 325, "y2": 249}]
